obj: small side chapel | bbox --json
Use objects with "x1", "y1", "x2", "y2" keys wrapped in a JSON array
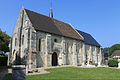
[{"x1": 8, "y1": 6, "x2": 102, "y2": 69}]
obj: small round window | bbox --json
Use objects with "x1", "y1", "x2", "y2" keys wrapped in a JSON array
[{"x1": 54, "y1": 39, "x2": 57, "y2": 42}]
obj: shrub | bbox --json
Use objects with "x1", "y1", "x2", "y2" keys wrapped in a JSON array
[
  {"x1": 108, "y1": 58, "x2": 118, "y2": 67},
  {"x1": 34, "y1": 69, "x2": 38, "y2": 72},
  {"x1": 28, "y1": 71, "x2": 33, "y2": 73}
]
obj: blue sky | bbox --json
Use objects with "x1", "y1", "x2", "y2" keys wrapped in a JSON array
[{"x1": 0, "y1": 0, "x2": 120, "y2": 48}]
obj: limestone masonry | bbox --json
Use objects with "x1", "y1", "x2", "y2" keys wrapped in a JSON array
[{"x1": 8, "y1": 7, "x2": 102, "y2": 69}]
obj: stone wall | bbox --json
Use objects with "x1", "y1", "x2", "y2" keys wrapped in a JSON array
[
  {"x1": 33, "y1": 30, "x2": 102, "y2": 68},
  {"x1": 9, "y1": 7, "x2": 102, "y2": 69},
  {"x1": 10, "y1": 7, "x2": 32, "y2": 64}
]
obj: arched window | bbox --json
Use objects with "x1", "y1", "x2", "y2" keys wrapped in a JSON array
[
  {"x1": 39, "y1": 38, "x2": 41, "y2": 51},
  {"x1": 92, "y1": 47, "x2": 95, "y2": 63},
  {"x1": 76, "y1": 43, "x2": 78, "y2": 52},
  {"x1": 54, "y1": 39, "x2": 57, "y2": 42},
  {"x1": 68, "y1": 42, "x2": 71, "y2": 53},
  {"x1": 22, "y1": 35, "x2": 24, "y2": 45},
  {"x1": 15, "y1": 38, "x2": 17, "y2": 46}
]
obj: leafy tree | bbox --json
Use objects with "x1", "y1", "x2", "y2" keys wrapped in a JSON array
[
  {"x1": 102, "y1": 47, "x2": 110, "y2": 52},
  {"x1": 109, "y1": 44, "x2": 120, "y2": 56},
  {"x1": 103, "y1": 44, "x2": 120, "y2": 56},
  {"x1": 0, "y1": 29, "x2": 10, "y2": 53}
]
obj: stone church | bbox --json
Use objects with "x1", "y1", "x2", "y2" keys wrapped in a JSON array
[{"x1": 8, "y1": 7, "x2": 102, "y2": 69}]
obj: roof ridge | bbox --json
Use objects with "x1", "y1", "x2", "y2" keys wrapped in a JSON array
[
  {"x1": 76, "y1": 29, "x2": 91, "y2": 35},
  {"x1": 24, "y1": 8, "x2": 70, "y2": 25},
  {"x1": 24, "y1": 8, "x2": 83, "y2": 40},
  {"x1": 25, "y1": 8, "x2": 51, "y2": 18}
]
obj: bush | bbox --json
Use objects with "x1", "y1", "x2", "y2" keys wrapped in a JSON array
[
  {"x1": 108, "y1": 58, "x2": 118, "y2": 67},
  {"x1": 34, "y1": 69, "x2": 38, "y2": 72}
]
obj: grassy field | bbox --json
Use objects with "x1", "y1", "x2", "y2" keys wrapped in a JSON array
[{"x1": 3, "y1": 67, "x2": 120, "y2": 80}]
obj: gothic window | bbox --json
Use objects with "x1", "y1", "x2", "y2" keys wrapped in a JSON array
[
  {"x1": 92, "y1": 47, "x2": 94, "y2": 62},
  {"x1": 67, "y1": 42, "x2": 69, "y2": 52},
  {"x1": 76, "y1": 43, "x2": 78, "y2": 52},
  {"x1": 97, "y1": 48, "x2": 100, "y2": 54},
  {"x1": 65, "y1": 42, "x2": 67, "y2": 51},
  {"x1": 63, "y1": 40, "x2": 65, "y2": 51},
  {"x1": 54, "y1": 38, "x2": 57, "y2": 42},
  {"x1": 78, "y1": 43, "x2": 81, "y2": 54},
  {"x1": 22, "y1": 35, "x2": 24, "y2": 45},
  {"x1": 15, "y1": 38, "x2": 17, "y2": 46},
  {"x1": 32, "y1": 32, "x2": 35, "y2": 40},
  {"x1": 47, "y1": 36, "x2": 51, "y2": 52},
  {"x1": 25, "y1": 20, "x2": 28, "y2": 26},
  {"x1": 31, "y1": 32, "x2": 35, "y2": 48},
  {"x1": 39, "y1": 38, "x2": 41, "y2": 51},
  {"x1": 67, "y1": 41, "x2": 70, "y2": 53}
]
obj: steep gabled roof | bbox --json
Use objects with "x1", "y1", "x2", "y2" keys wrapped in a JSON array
[
  {"x1": 25, "y1": 9, "x2": 83, "y2": 40},
  {"x1": 76, "y1": 30, "x2": 101, "y2": 47}
]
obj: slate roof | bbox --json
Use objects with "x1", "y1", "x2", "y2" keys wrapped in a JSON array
[
  {"x1": 76, "y1": 30, "x2": 101, "y2": 47},
  {"x1": 25, "y1": 9, "x2": 83, "y2": 40},
  {"x1": 111, "y1": 50, "x2": 120, "y2": 58}
]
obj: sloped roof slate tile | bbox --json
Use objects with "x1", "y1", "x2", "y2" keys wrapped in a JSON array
[
  {"x1": 77, "y1": 30, "x2": 101, "y2": 47},
  {"x1": 25, "y1": 9, "x2": 83, "y2": 40}
]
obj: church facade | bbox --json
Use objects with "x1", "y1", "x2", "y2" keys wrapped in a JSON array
[{"x1": 8, "y1": 7, "x2": 102, "y2": 69}]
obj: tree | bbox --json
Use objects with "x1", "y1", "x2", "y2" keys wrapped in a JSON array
[
  {"x1": 109, "y1": 44, "x2": 120, "y2": 56},
  {"x1": 103, "y1": 44, "x2": 120, "y2": 56},
  {"x1": 102, "y1": 47, "x2": 110, "y2": 52},
  {"x1": 0, "y1": 29, "x2": 10, "y2": 53}
]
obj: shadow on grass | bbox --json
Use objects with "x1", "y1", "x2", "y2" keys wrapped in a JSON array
[{"x1": 2, "y1": 73, "x2": 12, "y2": 80}]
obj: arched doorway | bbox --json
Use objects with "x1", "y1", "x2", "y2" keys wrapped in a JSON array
[{"x1": 52, "y1": 52, "x2": 58, "y2": 66}]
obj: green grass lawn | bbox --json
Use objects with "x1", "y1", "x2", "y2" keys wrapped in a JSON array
[{"x1": 3, "y1": 67, "x2": 120, "y2": 80}]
